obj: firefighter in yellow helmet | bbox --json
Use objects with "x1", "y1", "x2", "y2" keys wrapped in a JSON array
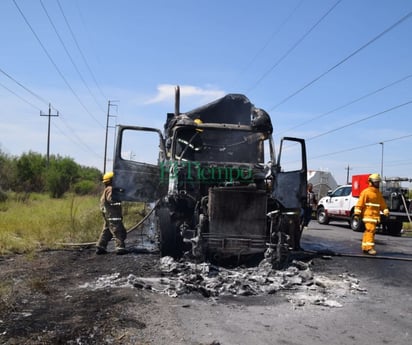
[
  {"x1": 96, "y1": 171, "x2": 128, "y2": 255},
  {"x1": 353, "y1": 173, "x2": 389, "y2": 255}
]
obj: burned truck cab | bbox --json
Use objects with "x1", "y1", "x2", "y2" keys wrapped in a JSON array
[{"x1": 112, "y1": 88, "x2": 307, "y2": 265}]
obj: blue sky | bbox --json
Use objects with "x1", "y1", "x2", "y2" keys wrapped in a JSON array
[{"x1": 0, "y1": 0, "x2": 411, "y2": 185}]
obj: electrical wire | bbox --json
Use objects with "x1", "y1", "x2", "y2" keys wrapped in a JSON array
[
  {"x1": 13, "y1": 0, "x2": 104, "y2": 128},
  {"x1": 56, "y1": 0, "x2": 107, "y2": 112},
  {"x1": 236, "y1": 0, "x2": 304, "y2": 81},
  {"x1": 269, "y1": 9, "x2": 412, "y2": 111},
  {"x1": 247, "y1": 0, "x2": 342, "y2": 92},
  {"x1": 40, "y1": 0, "x2": 106, "y2": 114},
  {"x1": 0, "y1": 66, "x2": 102, "y2": 160},
  {"x1": 306, "y1": 100, "x2": 412, "y2": 141},
  {"x1": 0, "y1": 67, "x2": 49, "y2": 106},
  {"x1": 68, "y1": 0, "x2": 108, "y2": 102},
  {"x1": 278, "y1": 73, "x2": 412, "y2": 135},
  {"x1": 0, "y1": 80, "x2": 42, "y2": 111},
  {"x1": 310, "y1": 134, "x2": 412, "y2": 160},
  {"x1": 57, "y1": 116, "x2": 103, "y2": 158}
]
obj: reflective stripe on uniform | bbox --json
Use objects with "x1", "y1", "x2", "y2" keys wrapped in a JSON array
[
  {"x1": 110, "y1": 202, "x2": 121, "y2": 206},
  {"x1": 362, "y1": 217, "x2": 378, "y2": 223},
  {"x1": 108, "y1": 217, "x2": 122, "y2": 221},
  {"x1": 365, "y1": 202, "x2": 380, "y2": 207},
  {"x1": 362, "y1": 241, "x2": 375, "y2": 246}
]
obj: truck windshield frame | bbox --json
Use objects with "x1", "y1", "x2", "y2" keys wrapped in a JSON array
[{"x1": 171, "y1": 126, "x2": 268, "y2": 164}]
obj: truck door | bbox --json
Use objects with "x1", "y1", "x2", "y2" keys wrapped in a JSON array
[
  {"x1": 111, "y1": 125, "x2": 167, "y2": 203},
  {"x1": 272, "y1": 137, "x2": 307, "y2": 210}
]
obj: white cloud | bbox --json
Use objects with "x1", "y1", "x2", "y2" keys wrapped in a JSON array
[{"x1": 144, "y1": 84, "x2": 226, "y2": 106}]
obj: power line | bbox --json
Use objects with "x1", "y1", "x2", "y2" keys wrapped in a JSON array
[
  {"x1": 310, "y1": 133, "x2": 412, "y2": 160},
  {"x1": 13, "y1": 0, "x2": 104, "y2": 128},
  {"x1": 247, "y1": 0, "x2": 342, "y2": 92},
  {"x1": 58, "y1": 116, "x2": 103, "y2": 159},
  {"x1": 306, "y1": 100, "x2": 412, "y2": 141},
  {"x1": 0, "y1": 80, "x2": 42, "y2": 110},
  {"x1": 0, "y1": 67, "x2": 101, "y2": 161},
  {"x1": 0, "y1": 67, "x2": 49, "y2": 106},
  {"x1": 278, "y1": 73, "x2": 412, "y2": 135},
  {"x1": 269, "y1": 9, "x2": 412, "y2": 111},
  {"x1": 56, "y1": 0, "x2": 107, "y2": 110},
  {"x1": 40, "y1": 0, "x2": 106, "y2": 114},
  {"x1": 236, "y1": 0, "x2": 304, "y2": 82}
]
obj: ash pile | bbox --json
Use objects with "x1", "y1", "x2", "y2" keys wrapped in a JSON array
[{"x1": 81, "y1": 257, "x2": 367, "y2": 308}]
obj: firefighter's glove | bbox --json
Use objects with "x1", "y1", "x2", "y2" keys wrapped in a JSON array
[
  {"x1": 383, "y1": 209, "x2": 390, "y2": 217},
  {"x1": 353, "y1": 214, "x2": 360, "y2": 221}
]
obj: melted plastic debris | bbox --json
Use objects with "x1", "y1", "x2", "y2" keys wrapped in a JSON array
[{"x1": 79, "y1": 257, "x2": 367, "y2": 307}]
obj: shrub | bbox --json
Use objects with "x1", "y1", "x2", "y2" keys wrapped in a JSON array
[
  {"x1": 0, "y1": 188, "x2": 7, "y2": 203},
  {"x1": 46, "y1": 156, "x2": 79, "y2": 198},
  {"x1": 73, "y1": 180, "x2": 99, "y2": 195}
]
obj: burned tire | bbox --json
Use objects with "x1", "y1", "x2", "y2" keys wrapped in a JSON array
[
  {"x1": 385, "y1": 221, "x2": 403, "y2": 236},
  {"x1": 157, "y1": 207, "x2": 182, "y2": 258},
  {"x1": 317, "y1": 207, "x2": 329, "y2": 225},
  {"x1": 350, "y1": 214, "x2": 364, "y2": 232}
]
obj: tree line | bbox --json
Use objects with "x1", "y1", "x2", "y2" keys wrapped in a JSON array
[{"x1": 0, "y1": 149, "x2": 102, "y2": 199}]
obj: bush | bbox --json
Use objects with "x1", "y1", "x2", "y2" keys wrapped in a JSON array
[
  {"x1": 46, "y1": 156, "x2": 79, "y2": 198},
  {"x1": 16, "y1": 152, "x2": 46, "y2": 193},
  {"x1": 73, "y1": 180, "x2": 100, "y2": 195},
  {"x1": 0, "y1": 188, "x2": 7, "y2": 203}
]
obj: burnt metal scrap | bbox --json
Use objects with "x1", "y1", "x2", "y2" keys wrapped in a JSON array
[{"x1": 79, "y1": 257, "x2": 367, "y2": 308}]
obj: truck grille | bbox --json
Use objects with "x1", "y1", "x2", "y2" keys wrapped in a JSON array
[{"x1": 205, "y1": 187, "x2": 268, "y2": 255}]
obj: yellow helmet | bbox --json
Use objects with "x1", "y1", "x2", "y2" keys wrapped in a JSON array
[
  {"x1": 194, "y1": 118, "x2": 203, "y2": 132},
  {"x1": 368, "y1": 173, "x2": 381, "y2": 183},
  {"x1": 102, "y1": 171, "x2": 114, "y2": 183}
]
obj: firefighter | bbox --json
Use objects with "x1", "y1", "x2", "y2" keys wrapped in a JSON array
[
  {"x1": 96, "y1": 171, "x2": 128, "y2": 255},
  {"x1": 353, "y1": 173, "x2": 389, "y2": 255},
  {"x1": 301, "y1": 183, "x2": 317, "y2": 230}
]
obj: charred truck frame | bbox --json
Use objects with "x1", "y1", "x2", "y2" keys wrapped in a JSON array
[{"x1": 112, "y1": 87, "x2": 307, "y2": 266}]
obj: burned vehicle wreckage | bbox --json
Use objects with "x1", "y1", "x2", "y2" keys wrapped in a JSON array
[{"x1": 112, "y1": 87, "x2": 307, "y2": 266}]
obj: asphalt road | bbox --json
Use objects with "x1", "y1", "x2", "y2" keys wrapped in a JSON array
[
  {"x1": 169, "y1": 221, "x2": 412, "y2": 345},
  {"x1": 301, "y1": 219, "x2": 412, "y2": 259}
]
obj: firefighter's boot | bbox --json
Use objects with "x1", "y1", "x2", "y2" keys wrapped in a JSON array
[
  {"x1": 95, "y1": 245, "x2": 108, "y2": 255},
  {"x1": 115, "y1": 239, "x2": 128, "y2": 255},
  {"x1": 96, "y1": 231, "x2": 110, "y2": 255}
]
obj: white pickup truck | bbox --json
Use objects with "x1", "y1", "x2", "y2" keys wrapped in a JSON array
[{"x1": 316, "y1": 182, "x2": 411, "y2": 236}]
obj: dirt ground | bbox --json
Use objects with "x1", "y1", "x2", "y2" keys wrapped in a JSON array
[{"x1": 1, "y1": 227, "x2": 411, "y2": 345}]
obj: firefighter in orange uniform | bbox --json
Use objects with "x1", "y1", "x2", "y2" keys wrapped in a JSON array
[{"x1": 353, "y1": 173, "x2": 389, "y2": 255}]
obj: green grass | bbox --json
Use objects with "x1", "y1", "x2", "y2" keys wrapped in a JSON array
[
  {"x1": 1, "y1": 192, "x2": 410, "y2": 253},
  {"x1": 0, "y1": 193, "x2": 145, "y2": 255}
]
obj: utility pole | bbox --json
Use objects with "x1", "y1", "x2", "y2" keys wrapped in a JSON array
[
  {"x1": 40, "y1": 103, "x2": 59, "y2": 166},
  {"x1": 345, "y1": 164, "x2": 352, "y2": 184},
  {"x1": 103, "y1": 100, "x2": 118, "y2": 173}
]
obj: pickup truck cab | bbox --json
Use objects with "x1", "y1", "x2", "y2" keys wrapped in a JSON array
[
  {"x1": 316, "y1": 185, "x2": 358, "y2": 228},
  {"x1": 316, "y1": 183, "x2": 409, "y2": 236}
]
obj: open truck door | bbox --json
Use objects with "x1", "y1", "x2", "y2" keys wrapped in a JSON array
[
  {"x1": 112, "y1": 125, "x2": 167, "y2": 203},
  {"x1": 271, "y1": 137, "x2": 307, "y2": 250},
  {"x1": 273, "y1": 137, "x2": 307, "y2": 209}
]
